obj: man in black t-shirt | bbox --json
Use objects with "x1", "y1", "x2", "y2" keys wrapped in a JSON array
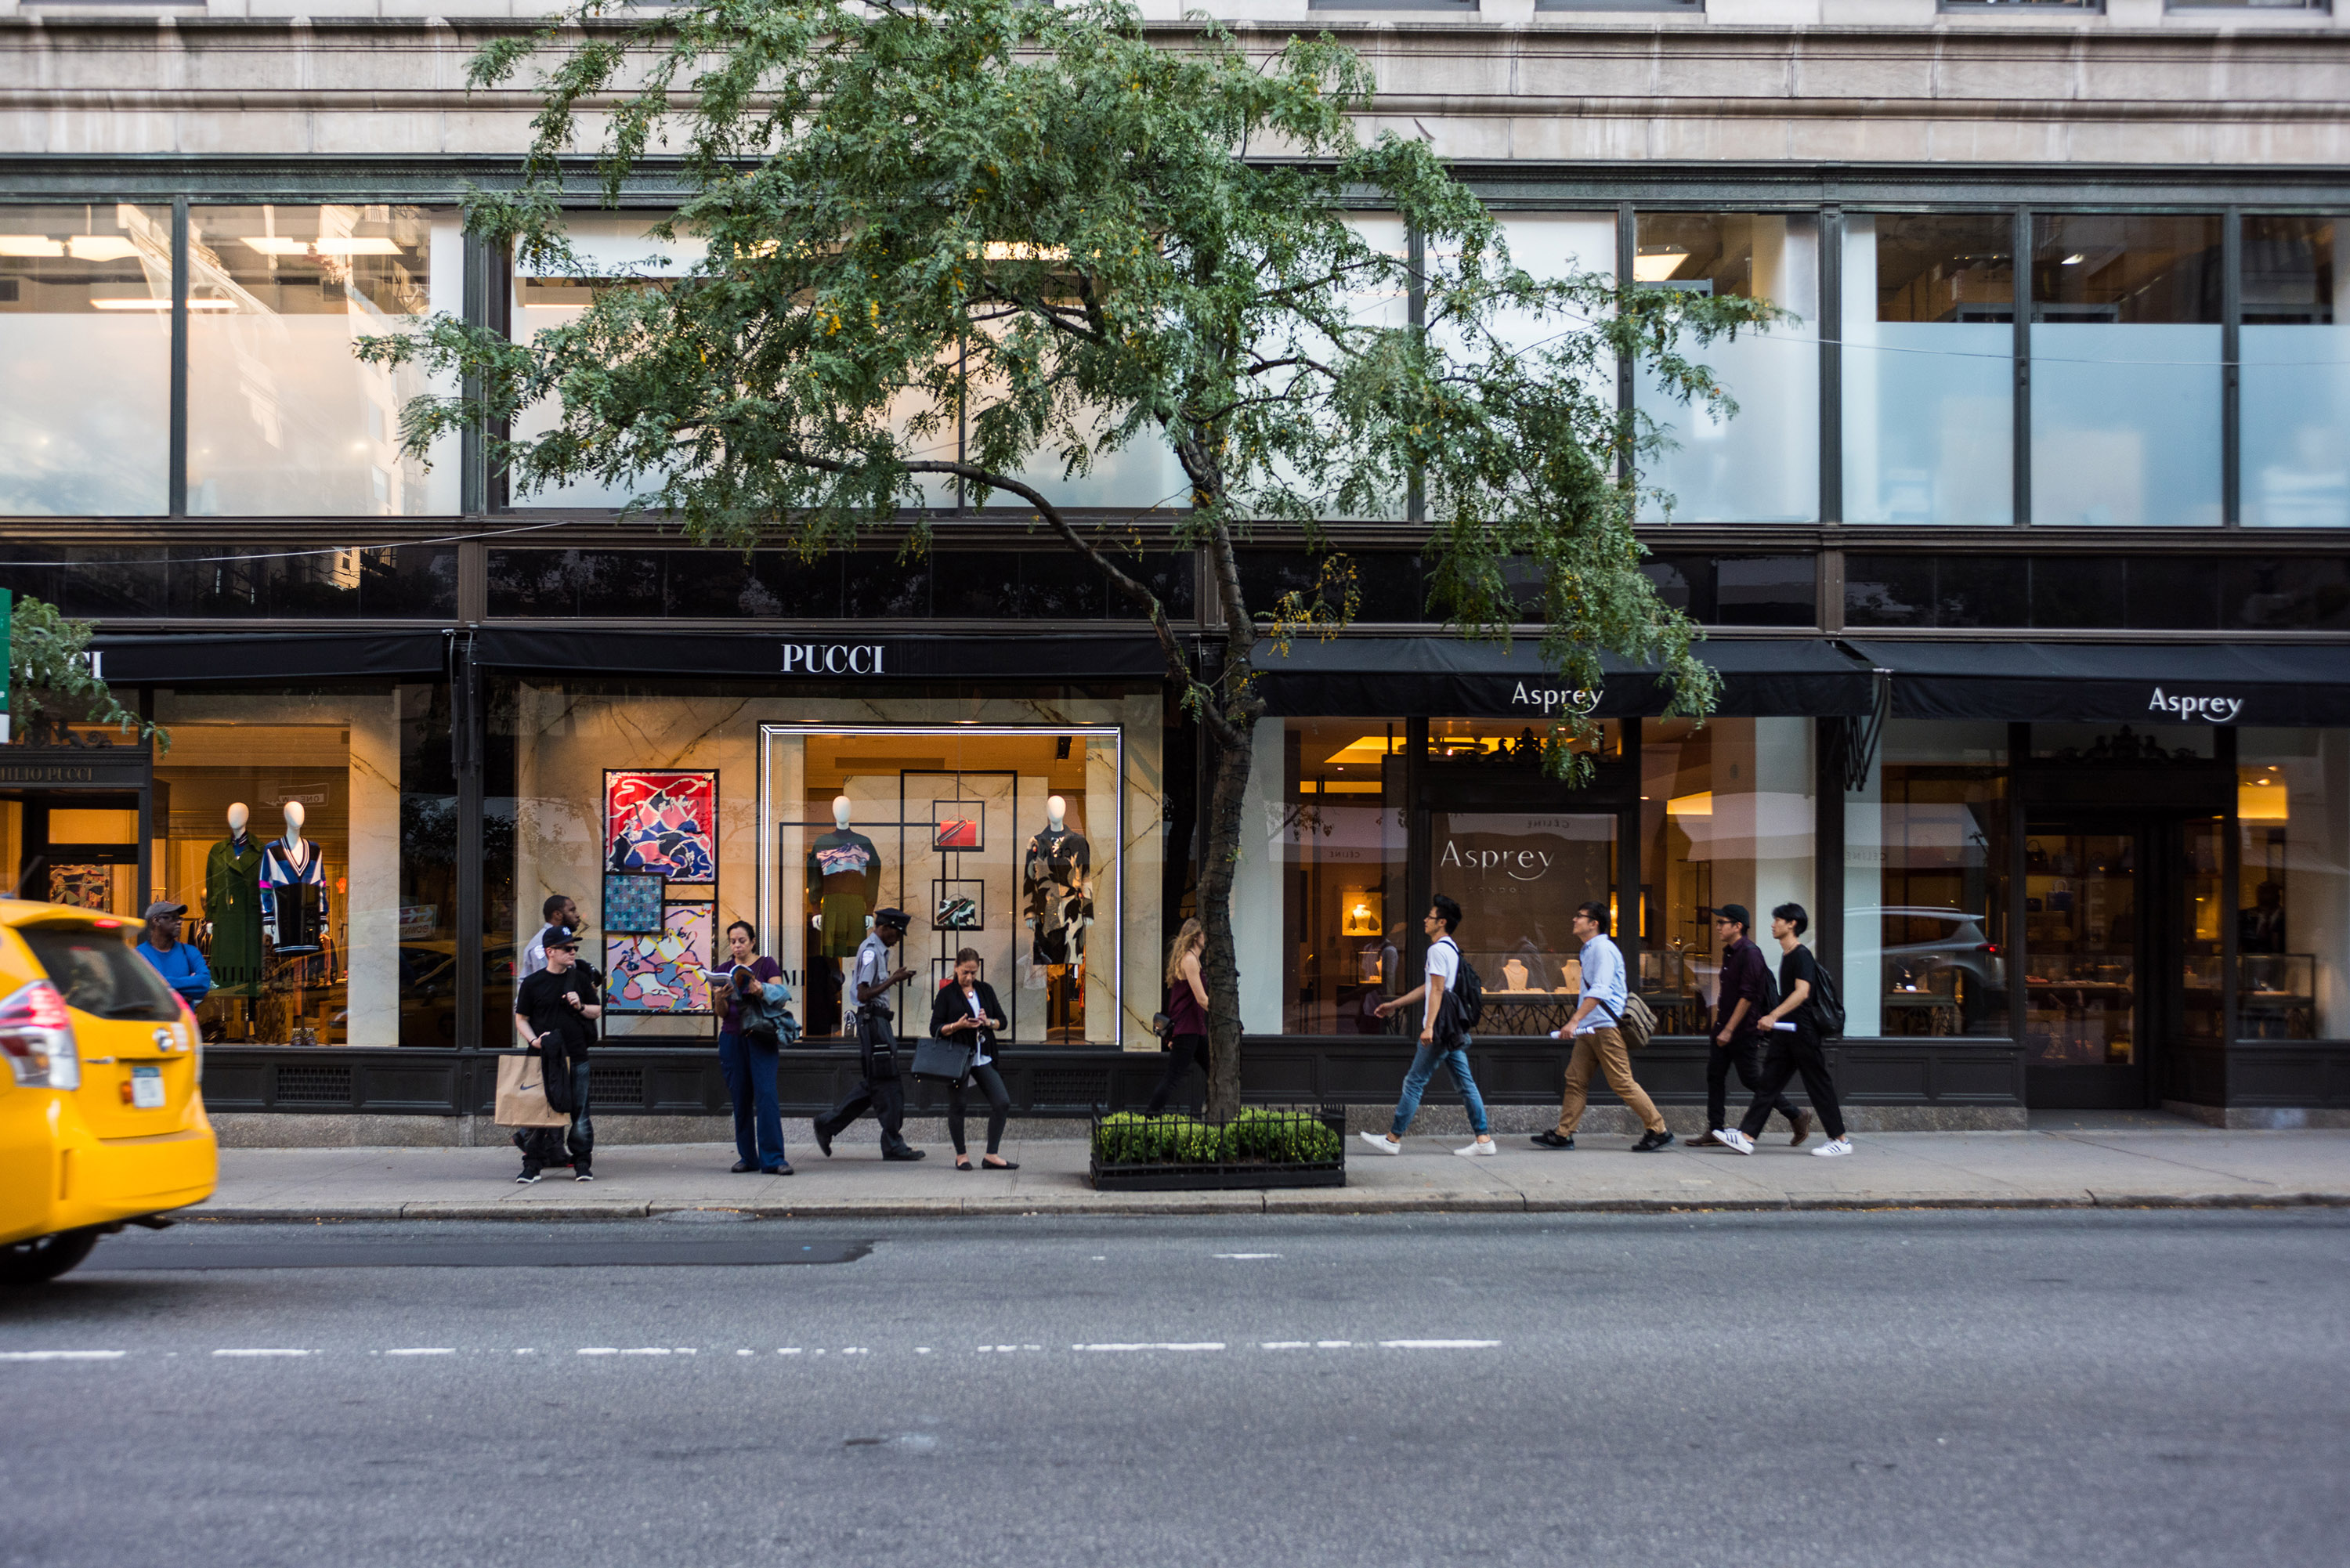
[
  {"x1": 511, "y1": 930, "x2": 603, "y2": 1183},
  {"x1": 1715, "y1": 903, "x2": 1853, "y2": 1158}
]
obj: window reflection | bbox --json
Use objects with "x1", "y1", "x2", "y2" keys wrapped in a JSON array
[
  {"x1": 2242, "y1": 215, "x2": 2348, "y2": 528},
  {"x1": 0, "y1": 204, "x2": 172, "y2": 515}
]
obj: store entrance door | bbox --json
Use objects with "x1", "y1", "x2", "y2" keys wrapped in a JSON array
[{"x1": 2020, "y1": 815, "x2": 2225, "y2": 1110}]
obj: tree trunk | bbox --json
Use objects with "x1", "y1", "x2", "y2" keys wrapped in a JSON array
[{"x1": 1198, "y1": 715, "x2": 1256, "y2": 1122}]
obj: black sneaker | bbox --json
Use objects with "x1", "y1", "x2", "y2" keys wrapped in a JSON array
[
  {"x1": 515, "y1": 1170, "x2": 541, "y2": 1184},
  {"x1": 812, "y1": 1120, "x2": 833, "y2": 1158},
  {"x1": 1631, "y1": 1129, "x2": 1676, "y2": 1153},
  {"x1": 1529, "y1": 1131, "x2": 1575, "y2": 1150},
  {"x1": 882, "y1": 1146, "x2": 927, "y2": 1162},
  {"x1": 573, "y1": 1170, "x2": 595, "y2": 1183}
]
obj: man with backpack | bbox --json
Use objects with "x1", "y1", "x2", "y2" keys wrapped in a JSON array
[
  {"x1": 1531, "y1": 900, "x2": 1673, "y2": 1152},
  {"x1": 1363, "y1": 894, "x2": 1498, "y2": 1158},
  {"x1": 1692, "y1": 903, "x2": 1810, "y2": 1149},
  {"x1": 1715, "y1": 901, "x2": 1854, "y2": 1158}
]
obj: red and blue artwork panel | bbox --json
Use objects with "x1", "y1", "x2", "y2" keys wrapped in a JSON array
[{"x1": 604, "y1": 769, "x2": 718, "y2": 885}]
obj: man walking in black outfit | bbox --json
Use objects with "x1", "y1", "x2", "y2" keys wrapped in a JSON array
[
  {"x1": 511, "y1": 930, "x2": 602, "y2": 1182},
  {"x1": 812, "y1": 907, "x2": 926, "y2": 1162},
  {"x1": 1690, "y1": 903, "x2": 1810, "y2": 1149},
  {"x1": 1717, "y1": 902, "x2": 1854, "y2": 1158}
]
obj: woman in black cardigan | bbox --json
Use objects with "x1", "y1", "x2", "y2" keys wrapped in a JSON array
[{"x1": 929, "y1": 948, "x2": 1016, "y2": 1171}]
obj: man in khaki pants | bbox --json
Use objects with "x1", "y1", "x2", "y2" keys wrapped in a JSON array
[{"x1": 1531, "y1": 901, "x2": 1673, "y2": 1152}]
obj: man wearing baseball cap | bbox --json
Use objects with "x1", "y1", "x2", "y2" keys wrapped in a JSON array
[
  {"x1": 811, "y1": 906, "x2": 926, "y2": 1162},
  {"x1": 136, "y1": 902, "x2": 213, "y2": 1010}
]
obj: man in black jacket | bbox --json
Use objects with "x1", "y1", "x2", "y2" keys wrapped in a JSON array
[
  {"x1": 512, "y1": 930, "x2": 602, "y2": 1183},
  {"x1": 1693, "y1": 903, "x2": 1809, "y2": 1150}
]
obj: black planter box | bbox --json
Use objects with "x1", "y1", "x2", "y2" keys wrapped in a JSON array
[{"x1": 1089, "y1": 1106, "x2": 1347, "y2": 1191}]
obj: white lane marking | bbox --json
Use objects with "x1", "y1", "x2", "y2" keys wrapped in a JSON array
[
  {"x1": 516, "y1": 1348, "x2": 537, "y2": 1355},
  {"x1": 1378, "y1": 1339, "x2": 1502, "y2": 1349},
  {"x1": 916, "y1": 1347, "x2": 931, "y2": 1355},
  {"x1": 385, "y1": 1348, "x2": 454, "y2": 1357},
  {"x1": 778, "y1": 1348, "x2": 802, "y2": 1356},
  {"x1": 578, "y1": 1348, "x2": 618, "y2": 1357},
  {"x1": 1260, "y1": 1342, "x2": 1311, "y2": 1350},
  {"x1": 737, "y1": 1349, "x2": 755, "y2": 1357},
  {"x1": 214, "y1": 1349, "x2": 310, "y2": 1357},
  {"x1": 1317, "y1": 1341, "x2": 1354, "y2": 1349},
  {"x1": 1072, "y1": 1342, "x2": 1226, "y2": 1353},
  {"x1": 1213, "y1": 1253, "x2": 1281, "y2": 1259},
  {"x1": 620, "y1": 1348, "x2": 672, "y2": 1356},
  {"x1": 0, "y1": 1350, "x2": 127, "y2": 1361}
]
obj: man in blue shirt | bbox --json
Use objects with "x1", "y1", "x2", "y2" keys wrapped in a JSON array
[
  {"x1": 1531, "y1": 900, "x2": 1672, "y2": 1152},
  {"x1": 135, "y1": 901, "x2": 212, "y2": 1010}
]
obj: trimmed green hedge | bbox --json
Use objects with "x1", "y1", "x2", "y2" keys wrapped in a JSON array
[{"x1": 1094, "y1": 1109, "x2": 1340, "y2": 1167}]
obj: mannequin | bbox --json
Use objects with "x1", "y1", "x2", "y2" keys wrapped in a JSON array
[
  {"x1": 259, "y1": 800, "x2": 329, "y2": 955},
  {"x1": 807, "y1": 795, "x2": 880, "y2": 1037},
  {"x1": 1022, "y1": 794, "x2": 1092, "y2": 1035},
  {"x1": 204, "y1": 803, "x2": 266, "y2": 1011}
]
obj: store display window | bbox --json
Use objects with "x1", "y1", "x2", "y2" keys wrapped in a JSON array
[
  {"x1": 149, "y1": 688, "x2": 407, "y2": 1046},
  {"x1": 1277, "y1": 719, "x2": 1408, "y2": 1036},
  {"x1": 2237, "y1": 729, "x2": 2348, "y2": 1040},
  {"x1": 761, "y1": 726, "x2": 1122, "y2": 1044}
]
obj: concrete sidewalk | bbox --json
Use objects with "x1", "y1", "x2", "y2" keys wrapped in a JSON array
[{"x1": 190, "y1": 1117, "x2": 2350, "y2": 1219}]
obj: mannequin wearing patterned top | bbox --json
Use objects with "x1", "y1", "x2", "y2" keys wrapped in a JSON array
[{"x1": 259, "y1": 800, "x2": 330, "y2": 956}]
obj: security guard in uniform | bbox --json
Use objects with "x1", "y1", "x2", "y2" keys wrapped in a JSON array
[{"x1": 810, "y1": 907, "x2": 926, "y2": 1162}]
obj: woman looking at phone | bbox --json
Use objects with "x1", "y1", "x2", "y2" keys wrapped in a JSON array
[{"x1": 928, "y1": 948, "x2": 1014, "y2": 1171}]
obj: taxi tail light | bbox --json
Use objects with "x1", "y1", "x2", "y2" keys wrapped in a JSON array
[{"x1": 0, "y1": 981, "x2": 81, "y2": 1091}]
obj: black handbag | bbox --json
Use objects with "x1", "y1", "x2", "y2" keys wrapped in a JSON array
[{"x1": 910, "y1": 1035, "x2": 977, "y2": 1083}]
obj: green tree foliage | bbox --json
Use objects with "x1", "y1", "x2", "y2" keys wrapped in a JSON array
[
  {"x1": 363, "y1": 0, "x2": 1777, "y2": 1115},
  {"x1": 6, "y1": 594, "x2": 164, "y2": 750}
]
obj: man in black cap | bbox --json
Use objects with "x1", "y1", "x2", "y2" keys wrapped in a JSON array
[
  {"x1": 1694, "y1": 903, "x2": 1808, "y2": 1149},
  {"x1": 812, "y1": 907, "x2": 926, "y2": 1162},
  {"x1": 135, "y1": 901, "x2": 213, "y2": 1010},
  {"x1": 511, "y1": 928, "x2": 602, "y2": 1182}
]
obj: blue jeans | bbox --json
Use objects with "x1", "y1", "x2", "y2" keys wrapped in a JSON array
[
  {"x1": 1391, "y1": 1039, "x2": 1489, "y2": 1139},
  {"x1": 718, "y1": 1031, "x2": 788, "y2": 1169}
]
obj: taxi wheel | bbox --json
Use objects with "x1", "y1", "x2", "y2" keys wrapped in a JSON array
[{"x1": 0, "y1": 1228, "x2": 102, "y2": 1285}]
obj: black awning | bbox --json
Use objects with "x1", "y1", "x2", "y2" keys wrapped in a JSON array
[
  {"x1": 470, "y1": 628, "x2": 1170, "y2": 681},
  {"x1": 1252, "y1": 637, "x2": 1874, "y2": 718},
  {"x1": 92, "y1": 631, "x2": 450, "y2": 685},
  {"x1": 1846, "y1": 639, "x2": 2350, "y2": 727}
]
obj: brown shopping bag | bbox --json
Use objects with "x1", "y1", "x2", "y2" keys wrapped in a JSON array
[{"x1": 495, "y1": 1051, "x2": 569, "y2": 1127}]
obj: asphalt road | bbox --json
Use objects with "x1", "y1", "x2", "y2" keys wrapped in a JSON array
[{"x1": 3, "y1": 1210, "x2": 2347, "y2": 1568}]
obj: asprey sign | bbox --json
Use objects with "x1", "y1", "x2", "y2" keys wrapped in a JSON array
[
  {"x1": 782, "y1": 642, "x2": 887, "y2": 675},
  {"x1": 2148, "y1": 688, "x2": 2243, "y2": 724}
]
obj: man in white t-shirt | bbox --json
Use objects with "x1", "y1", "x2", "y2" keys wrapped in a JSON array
[
  {"x1": 1363, "y1": 894, "x2": 1497, "y2": 1158},
  {"x1": 810, "y1": 907, "x2": 925, "y2": 1162}
]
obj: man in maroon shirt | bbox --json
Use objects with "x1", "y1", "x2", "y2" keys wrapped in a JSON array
[{"x1": 1692, "y1": 903, "x2": 1811, "y2": 1148}]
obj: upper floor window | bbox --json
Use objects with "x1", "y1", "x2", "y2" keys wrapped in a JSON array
[{"x1": 2241, "y1": 215, "x2": 2348, "y2": 529}]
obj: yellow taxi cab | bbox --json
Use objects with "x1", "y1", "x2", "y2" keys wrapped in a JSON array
[{"x1": 0, "y1": 898, "x2": 218, "y2": 1283}]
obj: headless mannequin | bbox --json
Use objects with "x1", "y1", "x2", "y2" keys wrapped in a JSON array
[
  {"x1": 259, "y1": 801, "x2": 330, "y2": 1042},
  {"x1": 204, "y1": 802, "x2": 266, "y2": 1035},
  {"x1": 1023, "y1": 794, "x2": 1092, "y2": 1036},
  {"x1": 809, "y1": 796, "x2": 880, "y2": 1038}
]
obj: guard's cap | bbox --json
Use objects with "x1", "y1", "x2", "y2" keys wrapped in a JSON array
[{"x1": 871, "y1": 907, "x2": 911, "y2": 930}]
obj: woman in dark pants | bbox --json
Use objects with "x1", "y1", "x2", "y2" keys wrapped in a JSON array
[
  {"x1": 1147, "y1": 918, "x2": 1211, "y2": 1115},
  {"x1": 715, "y1": 920, "x2": 791, "y2": 1174},
  {"x1": 929, "y1": 948, "x2": 1015, "y2": 1171}
]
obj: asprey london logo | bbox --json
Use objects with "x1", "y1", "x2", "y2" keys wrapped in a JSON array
[
  {"x1": 1508, "y1": 681, "x2": 1601, "y2": 717},
  {"x1": 2149, "y1": 687, "x2": 2243, "y2": 723}
]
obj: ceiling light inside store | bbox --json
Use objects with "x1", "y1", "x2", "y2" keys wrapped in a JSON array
[
  {"x1": 1666, "y1": 790, "x2": 1712, "y2": 818},
  {"x1": 2061, "y1": 254, "x2": 2087, "y2": 266},
  {"x1": 1324, "y1": 735, "x2": 1398, "y2": 768},
  {"x1": 0, "y1": 236, "x2": 66, "y2": 257},
  {"x1": 240, "y1": 237, "x2": 404, "y2": 257},
  {"x1": 66, "y1": 236, "x2": 138, "y2": 261},
  {"x1": 1632, "y1": 248, "x2": 1690, "y2": 283},
  {"x1": 89, "y1": 298, "x2": 236, "y2": 310}
]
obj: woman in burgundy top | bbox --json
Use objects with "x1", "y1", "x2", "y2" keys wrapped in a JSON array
[
  {"x1": 1146, "y1": 918, "x2": 1213, "y2": 1115},
  {"x1": 717, "y1": 920, "x2": 790, "y2": 1173}
]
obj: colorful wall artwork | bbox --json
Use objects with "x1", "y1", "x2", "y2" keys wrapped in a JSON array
[
  {"x1": 46, "y1": 865, "x2": 113, "y2": 912},
  {"x1": 604, "y1": 903, "x2": 714, "y2": 1014},
  {"x1": 602, "y1": 872, "x2": 666, "y2": 935},
  {"x1": 604, "y1": 770, "x2": 718, "y2": 885}
]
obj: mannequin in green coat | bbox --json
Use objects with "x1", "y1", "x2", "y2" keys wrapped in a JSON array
[{"x1": 205, "y1": 802, "x2": 266, "y2": 999}]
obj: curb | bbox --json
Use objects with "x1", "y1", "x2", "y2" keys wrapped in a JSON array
[{"x1": 181, "y1": 1190, "x2": 2350, "y2": 1223}]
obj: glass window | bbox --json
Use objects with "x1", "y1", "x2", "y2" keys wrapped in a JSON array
[
  {"x1": 0, "y1": 204, "x2": 174, "y2": 515},
  {"x1": 2237, "y1": 730, "x2": 2348, "y2": 1041},
  {"x1": 1843, "y1": 721, "x2": 2010, "y2": 1041},
  {"x1": 1640, "y1": 717, "x2": 1815, "y2": 1034},
  {"x1": 2030, "y1": 214, "x2": 2222, "y2": 527},
  {"x1": 1277, "y1": 720, "x2": 1408, "y2": 1036},
  {"x1": 150, "y1": 688, "x2": 405, "y2": 1047},
  {"x1": 186, "y1": 205, "x2": 461, "y2": 518},
  {"x1": 1842, "y1": 214, "x2": 2014, "y2": 526},
  {"x1": 1635, "y1": 213, "x2": 1820, "y2": 523},
  {"x1": 2243, "y1": 215, "x2": 2349, "y2": 528}
]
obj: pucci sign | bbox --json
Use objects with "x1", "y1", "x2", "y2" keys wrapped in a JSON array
[
  {"x1": 2149, "y1": 687, "x2": 2243, "y2": 724},
  {"x1": 1508, "y1": 681, "x2": 1602, "y2": 717},
  {"x1": 781, "y1": 642, "x2": 887, "y2": 676}
]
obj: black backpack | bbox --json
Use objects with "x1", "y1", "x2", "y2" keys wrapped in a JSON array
[
  {"x1": 1438, "y1": 939, "x2": 1485, "y2": 1031},
  {"x1": 1806, "y1": 954, "x2": 1846, "y2": 1039}
]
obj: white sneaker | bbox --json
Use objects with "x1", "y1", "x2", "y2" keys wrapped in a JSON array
[
  {"x1": 1454, "y1": 1137, "x2": 1499, "y2": 1158},
  {"x1": 1813, "y1": 1136, "x2": 1854, "y2": 1158},
  {"x1": 1359, "y1": 1132, "x2": 1403, "y2": 1156},
  {"x1": 1716, "y1": 1129, "x2": 1756, "y2": 1155}
]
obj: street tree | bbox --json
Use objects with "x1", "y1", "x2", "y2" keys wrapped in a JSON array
[
  {"x1": 4, "y1": 592, "x2": 162, "y2": 750},
  {"x1": 364, "y1": 0, "x2": 1777, "y2": 1117}
]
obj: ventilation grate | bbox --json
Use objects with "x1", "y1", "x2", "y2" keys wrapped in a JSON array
[
  {"x1": 274, "y1": 1064, "x2": 353, "y2": 1104},
  {"x1": 588, "y1": 1065, "x2": 645, "y2": 1106}
]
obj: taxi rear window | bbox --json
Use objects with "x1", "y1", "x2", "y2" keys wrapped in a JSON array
[{"x1": 15, "y1": 925, "x2": 182, "y2": 1023}]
